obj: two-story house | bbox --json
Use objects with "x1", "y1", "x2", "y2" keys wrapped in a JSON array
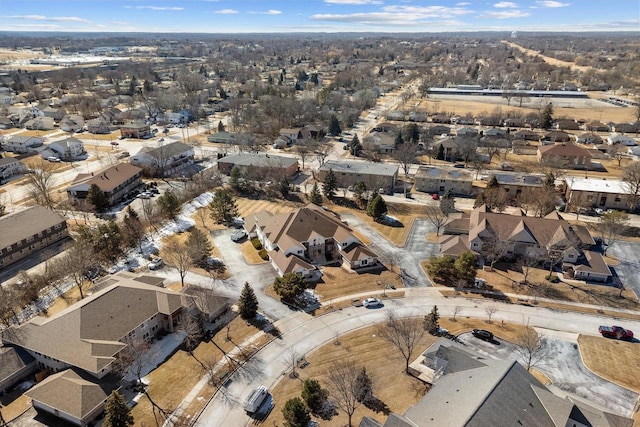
[
  {"x1": 0, "y1": 206, "x2": 70, "y2": 270},
  {"x1": 217, "y1": 153, "x2": 299, "y2": 178},
  {"x1": 119, "y1": 120, "x2": 151, "y2": 138},
  {"x1": 318, "y1": 160, "x2": 398, "y2": 194},
  {"x1": 537, "y1": 143, "x2": 592, "y2": 170},
  {"x1": 3, "y1": 136, "x2": 44, "y2": 153},
  {"x1": 66, "y1": 163, "x2": 142, "y2": 207},
  {"x1": 130, "y1": 141, "x2": 194, "y2": 177},
  {"x1": 0, "y1": 157, "x2": 27, "y2": 181},
  {"x1": 47, "y1": 137, "x2": 85, "y2": 160},
  {"x1": 244, "y1": 204, "x2": 378, "y2": 278},
  {"x1": 565, "y1": 177, "x2": 637, "y2": 211},
  {"x1": 414, "y1": 166, "x2": 474, "y2": 196}
]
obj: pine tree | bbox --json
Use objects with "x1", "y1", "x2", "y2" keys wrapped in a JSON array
[
  {"x1": 367, "y1": 194, "x2": 387, "y2": 221},
  {"x1": 440, "y1": 189, "x2": 455, "y2": 215},
  {"x1": 540, "y1": 102, "x2": 554, "y2": 129},
  {"x1": 238, "y1": 282, "x2": 259, "y2": 320},
  {"x1": 436, "y1": 144, "x2": 445, "y2": 160},
  {"x1": 282, "y1": 397, "x2": 311, "y2": 427},
  {"x1": 208, "y1": 188, "x2": 239, "y2": 225},
  {"x1": 186, "y1": 228, "x2": 212, "y2": 266},
  {"x1": 301, "y1": 379, "x2": 328, "y2": 414},
  {"x1": 323, "y1": 168, "x2": 338, "y2": 198},
  {"x1": 395, "y1": 132, "x2": 404, "y2": 145},
  {"x1": 329, "y1": 114, "x2": 342, "y2": 136},
  {"x1": 218, "y1": 120, "x2": 225, "y2": 132},
  {"x1": 103, "y1": 391, "x2": 134, "y2": 427},
  {"x1": 424, "y1": 306, "x2": 440, "y2": 334},
  {"x1": 454, "y1": 251, "x2": 477, "y2": 286},
  {"x1": 309, "y1": 182, "x2": 322, "y2": 205},
  {"x1": 229, "y1": 166, "x2": 242, "y2": 191},
  {"x1": 88, "y1": 183, "x2": 109, "y2": 213},
  {"x1": 355, "y1": 367, "x2": 373, "y2": 403}
]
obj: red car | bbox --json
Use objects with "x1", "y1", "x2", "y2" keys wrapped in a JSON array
[
  {"x1": 598, "y1": 325, "x2": 634, "y2": 341},
  {"x1": 432, "y1": 193, "x2": 439, "y2": 200}
]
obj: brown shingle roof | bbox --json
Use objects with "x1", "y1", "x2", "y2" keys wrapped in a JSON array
[
  {"x1": 0, "y1": 205, "x2": 66, "y2": 249},
  {"x1": 341, "y1": 242, "x2": 377, "y2": 262},
  {"x1": 2, "y1": 278, "x2": 184, "y2": 374},
  {"x1": 69, "y1": 163, "x2": 141, "y2": 193},
  {"x1": 538, "y1": 143, "x2": 591, "y2": 157}
]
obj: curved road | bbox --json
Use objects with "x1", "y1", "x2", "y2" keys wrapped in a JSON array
[{"x1": 194, "y1": 288, "x2": 640, "y2": 426}]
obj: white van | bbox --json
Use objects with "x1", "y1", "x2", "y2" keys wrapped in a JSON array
[{"x1": 243, "y1": 385, "x2": 268, "y2": 413}]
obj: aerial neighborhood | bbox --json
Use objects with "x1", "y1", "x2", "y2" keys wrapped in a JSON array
[{"x1": 1, "y1": 15, "x2": 640, "y2": 427}]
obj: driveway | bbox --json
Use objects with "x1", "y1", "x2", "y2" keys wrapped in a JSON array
[
  {"x1": 342, "y1": 214, "x2": 439, "y2": 287},
  {"x1": 457, "y1": 332, "x2": 638, "y2": 417},
  {"x1": 608, "y1": 241, "x2": 640, "y2": 298}
]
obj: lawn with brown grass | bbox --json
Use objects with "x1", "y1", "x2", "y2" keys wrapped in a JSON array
[
  {"x1": 331, "y1": 201, "x2": 423, "y2": 247},
  {"x1": 266, "y1": 324, "x2": 439, "y2": 427},
  {"x1": 0, "y1": 395, "x2": 31, "y2": 423},
  {"x1": 578, "y1": 335, "x2": 640, "y2": 393},
  {"x1": 239, "y1": 239, "x2": 267, "y2": 264}
]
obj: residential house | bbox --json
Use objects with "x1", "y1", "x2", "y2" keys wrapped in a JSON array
[
  {"x1": 491, "y1": 172, "x2": 545, "y2": 201},
  {"x1": 555, "y1": 119, "x2": 580, "y2": 131},
  {"x1": 59, "y1": 114, "x2": 85, "y2": 133},
  {"x1": 408, "y1": 111, "x2": 427, "y2": 122},
  {"x1": 565, "y1": 177, "x2": 636, "y2": 211},
  {"x1": 130, "y1": 141, "x2": 194, "y2": 177},
  {"x1": 576, "y1": 133, "x2": 603, "y2": 145},
  {"x1": 537, "y1": 143, "x2": 592, "y2": 170},
  {"x1": 66, "y1": 163, "x2": 142, "y2": 206},
  {"x1": 0, "y1": 345, "x2": 36, "y2": 393},
  {"x1": 372, "y1": 122, "x2": 397, "y2": 133},
  {"x1": 244, "y1": 204, "x2": 378, "y2": 278},
  {"x1": 586, "y1": 121, "x2": 609, "y2": 132},
  {"x1": 364, "y1": 338, "x2": 633, "y2": 427},
  {"x1": 414, "y1": 166, "x2": 474, "y2": 196},
  {"x1": 86, "y1": 117, "x2": 115, "y2": 134},
  {"x1": 440, "y1": 205, "x2": 611, "y2": 282},
  {"x1": 542, "y1": 131, "x2": 572, "y2": 144},
  {"x1": 456, "y1": 127, "x2": 478, "y2": 137},
  {"x1": 483, "y1": 128, "x2": 507, "y2": 138},
  {"x1": 3, "y1": 136, "x2": 44, "y2": 153},
  {"x1": 207, "y1": 131, "x2": 238, "y2": 144},
  {"x1": 2, "y1": 274, "x2": 186, "y2": 426},
  {"x1": 426, "y1": 125, "x2": 452, "y2": 137},
  {"x1": 119, "y1": 120, "x2": 151, "y2": 138},
  {"x1": 613, "y1": 123, "x2": 640, "y2": 134},
  {"x1": 0, "y1": 157, "x2": 27, "y2": 180},
  {"x1": 41, "y1": 106, "x2": 66, "y2": 121},
  {"x1": 363, "y1": 131, "x2": 396, "y2": 153},
  {"x1": 607, "y1": 134, "x2": 637, "y2": 146},
  {"x1": 435, "y1": 137, "x2": 477, "y2": 162},
  {"x1": 386, "y1": 111, "x2": 405, "y2": 121},
  {"x1": 503, "y1": 117, "x2": 526, "y2": 128},
  {"x1": 0, "y1": 206, "x2": 69, "y2": 270},
  {"x1": 217, "y1": 153, "x2": 299, "y2": 178},
  {"x1": 24, "y1": 116, "x2": 55, "y2": 131},
  {"x1": 431, "y1": 114, "x2": 451, "y2": 124},
  {"x1": 47, "y1": 137, "x2": 85, "y2": 160},
  {"x1": 279, "y1": 125, "x2": 319, "y2": 141},
  {"x1": 513, "y1": 129, "x2": 540, "y2": 142},
  {"x1": 318, "y1": 160, "x2": 399, "y2": 194}
]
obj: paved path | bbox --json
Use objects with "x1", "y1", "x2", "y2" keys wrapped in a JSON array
[{"x1": 193, "y1": 290, "x2": 640, "y2": 426}]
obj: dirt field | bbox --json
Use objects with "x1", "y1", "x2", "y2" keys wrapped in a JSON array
[{"x1": 578, "y1": 335, "x2": 640, "y2": 393}]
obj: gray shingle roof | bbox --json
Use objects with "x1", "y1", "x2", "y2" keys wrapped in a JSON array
[{"x1": 320, "y1": 160, "x2": 398, "y2": 177}]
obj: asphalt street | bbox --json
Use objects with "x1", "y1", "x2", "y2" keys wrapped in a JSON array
[
  {"x1": 608, "y1": 241, "x2": 640, "y2": 298},
  {"x1": 194, "y1": 290, "x2": 640, "y2": 426}
]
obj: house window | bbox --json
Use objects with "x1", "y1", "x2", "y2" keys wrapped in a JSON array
[
  {"x1": 5, "y1": 246, "x2": 11, "y2": 252},
  {"x1": 362, "y1": 259, "x2": 368, "y2": 265},
  {"x1": 615, "y1": 195, "x2": 621, "y2": 202},
  {"x1": 30, "y1": 244, "x2": 36, "y2": 251}
]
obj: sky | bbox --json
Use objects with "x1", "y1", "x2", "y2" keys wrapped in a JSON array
[{"x1": 1, "y1": 0, "x2": 639, "y2": 34}]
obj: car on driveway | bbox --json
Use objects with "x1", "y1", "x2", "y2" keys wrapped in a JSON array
[
  {"x1": 363, "y1": 297, "x2": 382, "y2": 308},
  {"x1": 149, "y1": 258, "x2": 164, "y2": 270},
  {"x1": 472, "y1": 329, "x2": 494, "y2": 341},
  {"x1": 231, "y1": 230, "x2": 247, "y2": 242}
]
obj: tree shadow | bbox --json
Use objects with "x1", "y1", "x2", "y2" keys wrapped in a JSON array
[{"x1": 364, "y1": 396, "x2": 391, "y2": 415}]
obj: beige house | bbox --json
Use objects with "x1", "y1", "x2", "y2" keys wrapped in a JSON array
[
  {"x1": 217, "y1": 153, "x2": 299, "y2": 178},
  {"x1": 537, "y1": 143, "x2": 592, "y2": 170},
  {"x1": 66, "y1": 163, "x2": 142, "y2": 206},
  {"x1": 244, "y1": 204, "x2": 378, "y2": 278},
  {"x1": 120, "y1": 120, "x2": 151, "y2": 138},
  {"x1": 318, "y1": 160, "x2": 398, "y2": 194},
  {"x1": 414, "y1": 166, "x2": 474, "y2": 196},
  {"x1": 565, "y1": 177, "x2": 636, "y2": 211},
  {"x1": 0, "y1": 206, "x2": 69, "y2": 270}
]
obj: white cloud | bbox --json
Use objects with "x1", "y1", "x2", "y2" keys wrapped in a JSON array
[
  {"x1": 536, "y1": 1, "x2": 570, "y2": 7},
  {"x1": 480, "y1": 9, "x2": 529, "y2": 18},
  {"x1": 311, "y1": 5, "x2": 473, "y2": 26},
  {"x1": 133, "y1": 6, "x2": 184, "y2": 10},
  {"x1": 456, "y1": 2, "x2": 471, "y2": 5},
  {"x1": 256, "y1": 10, "x2": 282, "y2": 15},
  {"x1": 214, "y1": 9, "x2": 239, "y2": 14},
  {"x1": 494, "y1": 2, "x2": 517, "y2": 8},
  {"x1": 6, "y1": 14, "x2": 91, "y2": 23},
  {"x1": 324, "y1": 0, "x2": 383, "y2": 4}
]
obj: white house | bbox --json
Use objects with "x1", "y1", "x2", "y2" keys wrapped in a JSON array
[
  {"x1": 0, "y1": 157, "x2": 27, "y2": 180},
  {"x1": 130, "y1": 141, "x2": 194, "y2": 176},
  {"x1": 48, "y1": 137, "x2": 85, "y2": 160}
]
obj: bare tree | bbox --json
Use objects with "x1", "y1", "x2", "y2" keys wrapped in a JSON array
[
  {"x1": 485, "y1": 305, "x2": 497, "y2": 323},
  {"x1": 378, "y1": 311, "x2": 425, "y2": 373},
  {"x1": 326, "y1": 361, "x2": 366, "y2": 427},
  {"x1": 513, "y1": 328, "x2": 546, "y2": 371},
  {"x1": 479, "y1": 234, "x2": 511, "y2": 271},
  {"x1": 287, "y1": 347, "x2": 298, "y2": 378},
  {"x1": 163, "y1": 236, "x2": 193, "y2": 287},
  {"x1": 177, "y1": 309, "x2": 207, "y2": 371},
  {"x1": 392, "y1": 142, "x2": 417, "y2": 177},
  {"x1": 622, "y1": 160, "x2": 640, "y2": 211},
  {"x1": 424, "y1": 202, "x2": 449, "y2": 236},
  {"x1": 452, "y1": 305, "x2": 461, "y2": 321},
  {"x1": 314, "y1": 143, "x2": 333, "y2": 167},
  {"x1": 599, "y1": 210, "x2": 629, "y2": 255},
  {"x1": 25, "y1": 159, "x2": 56, "y2": 209},
  {"x1": 295, "y1": 142, "x2": 314, "y2": 170},
  {"x1": 57, "y1": 239, "x2": 96, "y2": 299},
  {"x1": 518, "y1": 251, "x2": 540, "y2": 285}
]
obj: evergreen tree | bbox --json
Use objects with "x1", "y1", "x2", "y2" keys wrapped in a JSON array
[
  {"x1": 367, "y1": 194, "x2": 387, "y2": 222},
  {"x1": 355, "y1": 367, "x2": 373, "y2": 403},
  {"x1": 229, "y1": 166, "x2": 242, "y2": 191},
  {"x1": 88, "y1": 183, "x2": 109, "y2": 213},
  {"x1": 103, "y1": 391, "x2": 134, "y2": 427},
  {"x1": 329, "y1": 114, "x2": 342, "y2": 136},
  {"x1": 349, "y1": 134, "x2": 362, "y2": 156},
  {"x1": 436, "y1": 144, "x2": 445, "y2": 160},
  {"x1": 395, "y1": 132, "x2": 404, "y2": 146},
  {"x1": 186, "y1": 228, "x2": 212, "y2": 265},
  {"x1": 143, "y1": 80, "x2": 153, "y2": 93},
  {"x1": 309, "y1": 182, "x2": 322, "y2": 205},
  {"x1": 273, "y1": 273, "x2": 306, "y2": 303},
  {"x1": 301, "y1": 379, "x2": 328, "y2": 414},
  {"x1": 122, "y1": 206, "x2": 144, "y2": 251},
  {"x1": 454, "y1": 251, "x2": 477, "y2": 286},
  {"x1": 440, "y1": 189, "x2": 456, "y2": 215},
  {"x1": 540, "y1": 102, "x2": 554, "y2": 129},
  {"x1": 352, "y1": 181, "x2": 367, "y2": 205},
  {"x1": 238, "y1": 282, "x2": 259, "y2": 320},
  {"x1": 323, "y1": 169, "x2": 338, "y2": 198},
  {"x1": 217, "y1": 120, "x2": 225, "y2": 132},
  {"x1": 157, "y1": 190, "x2": 181, "y2": 219},
  {"x1": 282, "y1": 397, "x2": 311, "y2": 427},
  {"x1": 423, "y1": 305, "x2": 440, "y2": 334},
  {"x1": 208, "y1": 188, "x2": 239, "y2": 225}
]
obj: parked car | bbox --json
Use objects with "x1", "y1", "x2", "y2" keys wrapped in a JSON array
[
  {"x1": 148, "y1": 258, "x2": 164, "y2": 270},
  {"x1": 47, "y1": 156, "x2": 61, "y2": 162},
  {"x1": 110, "y1": 141, "x2": 119, "y2": 146},
  {"x1": 363, "y1": 297, "x2": 382, "y2": 308},
  {"x1": 244, "y1": 385, "x2": 269, "y2": 414},
  {"x1": 598, "y1": 325, "x2": 634, "y2": 340},
  {"x1": 231, "y1": 230, "x2": 247, "y2": 242},
  {"x1": 431, "y1": 193, "x2": 439, "y2": 200},
  {"x1": 472, "y1": 329, "x2": 494, "y2": 341}
]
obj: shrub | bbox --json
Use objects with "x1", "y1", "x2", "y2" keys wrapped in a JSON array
[
  {"x1": 258, "y1": 249, "x2": 269, "y2": 260},
  {"x1": 251, "y1": 238, "x2": 263, "y2": 250},
  {"x1": 545, "y1": 274, "x2": 559, "y2": 283}
]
